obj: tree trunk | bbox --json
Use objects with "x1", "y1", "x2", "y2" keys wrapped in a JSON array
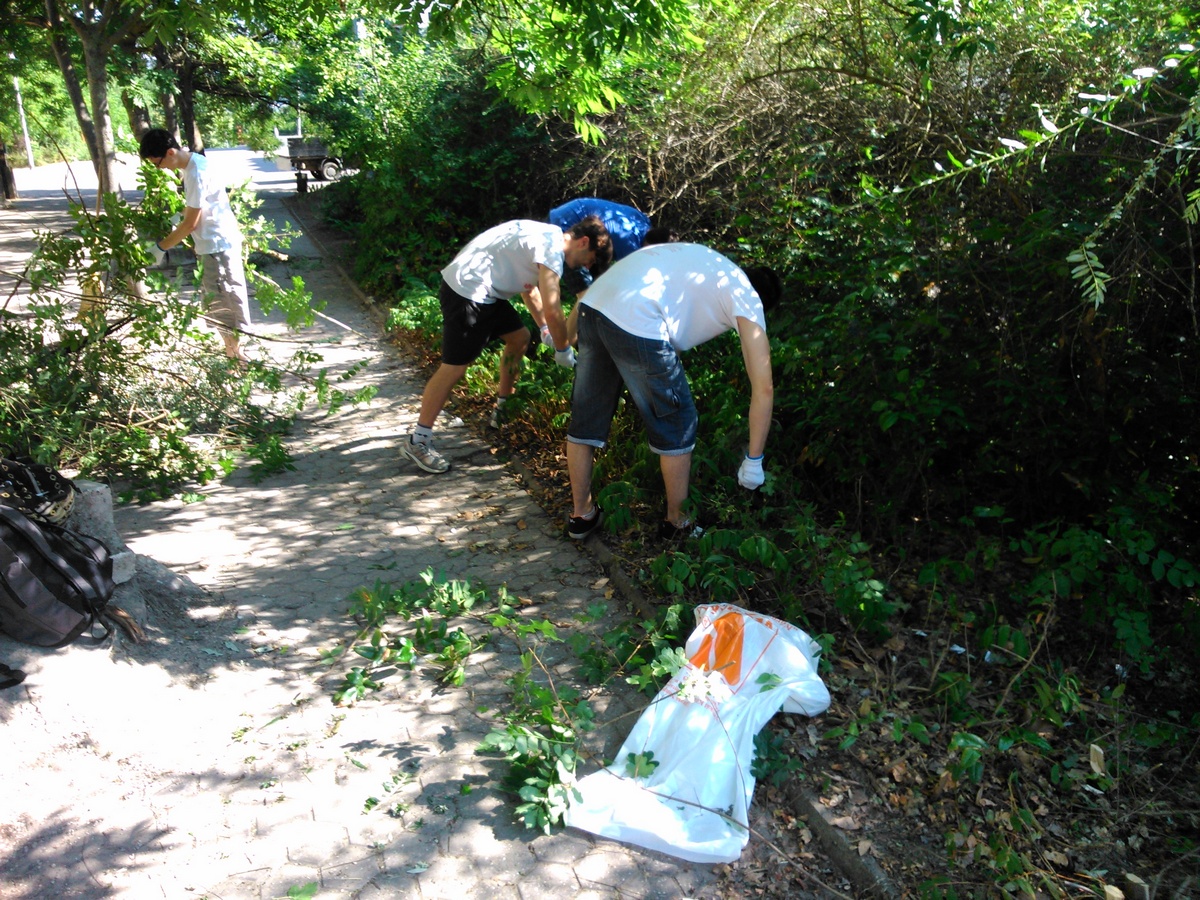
[
  {"x1": 44, "y1": 0, "x2": 99, "y2": 168},
  {"x1": 47, "y1": 0, "x2": 144, "y2": 198},
  {"x1": 152, "y1": 44, "x2": 182, "y2": 142},
  {"x1": 178, "y1": 59, "x2": 205, "y2": 153},
  {"x1": 122, "y1": 90, "x2": 153, "y2": 141},
  {"x1": 79, "y1": 35, "x2": 118, "y2": 196},
  {"x1": 0, "y1": 142, "x2": 18, "y2": 200},
  {"x1": 163, "y1": 91, "x2": 181, "y2": 142}
]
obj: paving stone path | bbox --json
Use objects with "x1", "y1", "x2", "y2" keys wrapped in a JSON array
[{"x1": 0, "y1": 154, "x2": 844, "y2": 900}]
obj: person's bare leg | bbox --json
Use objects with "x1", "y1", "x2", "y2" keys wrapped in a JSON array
[
  {"x1": 221, "y1": 332, "x2": 247, "y2": 363},
  {"x1": 568, "y1": 441, "x2": 598, "y2": 518},
  {"x1": 417, "y1": 363, "x2": 469, "y2": 428},
  {"x1": 497, "y1": 327, "x2": 529, "y2": 397},
  {"x1": 661, "y1": 452, "x2": 693, "y2": 526}
]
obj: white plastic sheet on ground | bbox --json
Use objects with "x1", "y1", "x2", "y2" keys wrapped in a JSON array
[{"x1": 565, "y1": 602, "x2": 832, "y2": 863}]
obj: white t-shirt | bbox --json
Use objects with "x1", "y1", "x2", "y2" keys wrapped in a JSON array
[
  {"x1": 182, "y1": 152, "x2": 241, "y2": 256},
  {"x1": 581, "y1": 243, "x2": 767, "y2": 351},
  {"x1": 441, "y1": 220, "x2": 565, "y2": 304}
]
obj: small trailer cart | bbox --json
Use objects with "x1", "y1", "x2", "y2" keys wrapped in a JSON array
[{"x1": 286, "y1": 137, "x2": 342, "y2": 191}]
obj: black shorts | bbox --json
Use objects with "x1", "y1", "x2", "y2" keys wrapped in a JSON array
[{"x1": 439, "y1": 279, "x2": 526, "y2": 366}]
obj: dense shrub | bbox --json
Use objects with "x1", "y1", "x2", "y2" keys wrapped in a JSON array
[
  {"x1": 327, "y1": 0, "x2": 1200, "y2": 672},
  {"x1": 315, "y1": 51, "x2": 579, "y2": 296}
]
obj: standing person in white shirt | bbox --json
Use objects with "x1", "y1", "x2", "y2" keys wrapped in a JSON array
[
  {"x1": 400, "y1": 217, "x2": 612, "y2": 474},
  {"x1": 564, "y1": 242, "x2": 782, "y2": 541},
  {"x1": 139, "y1": 129, "x2": 250, "y2": 362}
]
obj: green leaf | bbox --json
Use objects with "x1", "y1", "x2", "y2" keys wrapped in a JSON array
[
  {"x1": 625, "y1": 751, "x2": 660, "y2": 779},
  {"x1": 756, "y1": 672, "x2": 783, "y2": 693}
]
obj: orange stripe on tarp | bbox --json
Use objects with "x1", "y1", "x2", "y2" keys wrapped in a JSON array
[
  {"x1": 689, "y1": 609, "x2": 783, "y2": 692},
  {"x1": 690, "y1": 612, "x2": 746, "y2": 685}
]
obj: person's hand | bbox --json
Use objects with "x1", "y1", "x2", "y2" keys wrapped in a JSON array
[
  {"x1": 145, "y1": 241, "x2": 166, "y2": 266},
  {"x1": 554, "y1": 346, "x2": 576, "y2": 369},
  {"x1": 737, "y1": 455, "x2": 764, "y2": 490},
  {"x1": 540, "y1": 325, "x2": 556, "y2": 349}
]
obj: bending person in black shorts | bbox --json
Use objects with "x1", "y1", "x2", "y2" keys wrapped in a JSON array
[{"x1": 400, "y1": 218, "x2": 611, "y2": 474}]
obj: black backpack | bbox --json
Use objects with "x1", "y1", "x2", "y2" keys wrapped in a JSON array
[{"x1": 0, "y1": 504, "x2": 115, "y2": 649}]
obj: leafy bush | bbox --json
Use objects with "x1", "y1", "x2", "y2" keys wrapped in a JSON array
[
  {"x1": 316, "y1": 51, "x2": 569, "y2": 296},
  {"x1": 0, "y1": 164, "x2": 370, "y2": 495},
  {"x1": 334, "y1": 0, "x2": 1200, "y2": 750}
]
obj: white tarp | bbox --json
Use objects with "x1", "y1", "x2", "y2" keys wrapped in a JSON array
[{"x1": 566, "y1": 602, "x2": 832, "y2": 863}]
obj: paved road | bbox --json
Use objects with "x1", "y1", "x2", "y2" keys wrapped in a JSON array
[{"x1": 0, "y1": 152, "x2": 845, "y2": 899}]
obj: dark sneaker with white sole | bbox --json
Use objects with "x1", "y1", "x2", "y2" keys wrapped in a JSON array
[
  {"x1": 657, "y1": 518, "x2": 704, "y2": 541},
  {"x1": 567, "y1": 505, "x2": 604, "y2": 540}
]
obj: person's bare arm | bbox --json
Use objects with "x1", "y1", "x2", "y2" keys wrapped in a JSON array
[
  {"x1": 737, "y1": 316, "x2": 773, "y2": 457},
  {"x1": 522, "y1": 286, "x2": 546, "y2": 329},
  {"x1": 566, "y1": 300, "x2": 582, "y2": 346},
  {"x1": 159, "y1": 207, "x2": 201, "y2": 250},
  {"x1": 538, "y1": 264, "x2": 570, "y2": 350}
]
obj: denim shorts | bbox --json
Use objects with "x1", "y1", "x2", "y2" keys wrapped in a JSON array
[
  {"x1": 567, "y1": 306, "x2": 696, "y2": 455},
  {"x1": 439, "y1": 279, "x2": 525, "y2": 366}
]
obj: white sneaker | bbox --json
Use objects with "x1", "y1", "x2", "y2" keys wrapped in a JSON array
[{"x1": 400, "y1": 438, "x2": 449, "y2": 474}]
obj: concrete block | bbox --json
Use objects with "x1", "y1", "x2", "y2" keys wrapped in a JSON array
[
  {"x1": 108, "y1": 579, "x2": 147, "y2": 625},
  {"x1": 62, "y1": 481, "x2": 141, "y2": 584},
  {"x1": 48, "y1": 480, "x2": 137, "y2": 585},
  {"x1": 65, "y1": 480, "x2": 129, "y2": 553}
]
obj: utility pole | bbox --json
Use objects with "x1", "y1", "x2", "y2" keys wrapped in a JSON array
[{"x1": 8, "y1": 54, "x2": 35, "y2": 168}]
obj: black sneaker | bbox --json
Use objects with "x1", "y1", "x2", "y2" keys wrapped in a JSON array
[
  {"x1": 657, "y1": 518, "x2": 704, "y2": 542},
  {"x1": 567, "y1": 505, "x2": 604, "y2": 540}
]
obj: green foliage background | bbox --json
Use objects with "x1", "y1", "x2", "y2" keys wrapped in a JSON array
[
  {"x1": 299, "y1": 0, "x2": 1200, "y2": 678},
  {"x1": 6, "y1": 0, "x2": 1199, "y2": 888},
  {"x1": 0, "y1": 54, "x2": 90, "y2": 166}
]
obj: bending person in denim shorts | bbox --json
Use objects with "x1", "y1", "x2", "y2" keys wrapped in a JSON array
[{"x1": 565, "y1": 243, "x2": 781, "y2": 541}]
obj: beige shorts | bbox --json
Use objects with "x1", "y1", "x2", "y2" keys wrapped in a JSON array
[{"x1": 200, "y1": 249, "x2": 250, "y2": 336}]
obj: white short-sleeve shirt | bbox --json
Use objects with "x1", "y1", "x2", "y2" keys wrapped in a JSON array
[
  {"x1": 441, "y1": 220, "x2": 565, "y2": 304},
  {"x1": 182, "y1": 153, "x2": 242, "y2": 256},
  {"x1": 581, "y1": 243, "x2": 767, "y2": 350}
]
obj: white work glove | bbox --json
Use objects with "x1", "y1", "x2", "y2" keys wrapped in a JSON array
[
  {"x1": 145, "y1": 241, "x2": 166, "y2": 266},
  {"x1": 554, "y1": 346, "x2": 576, "y2": 369},
  {"x1": 540, "y1": 325, "x2": 557, "y2": 349},
  {"x1": 737, "y1": 454, "x2": 765, "y2": 490}
]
